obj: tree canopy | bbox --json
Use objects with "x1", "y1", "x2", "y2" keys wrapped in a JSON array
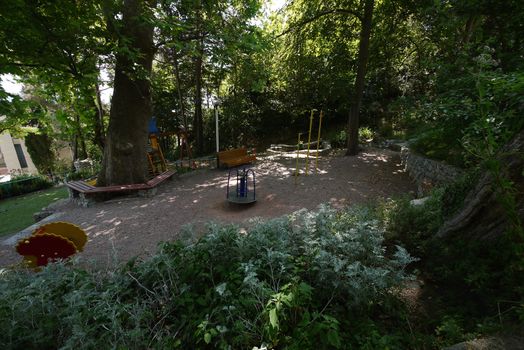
[
  {"x1": 1, "y1": 1, "x2": 524, "y2": 347},
  {"x1": 0, "y1": 0, "x2": 522, "y2": 179}
]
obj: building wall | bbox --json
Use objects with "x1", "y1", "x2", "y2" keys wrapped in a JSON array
[{"x1": 0, "y1": 132, "x2": 38, "y2": 175}]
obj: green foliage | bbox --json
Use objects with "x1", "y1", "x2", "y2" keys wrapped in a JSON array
[
  {"x1": 435, "y1": 316, "x2": 466, "y2": 347},
  {"x1": 400, "y1": 50, "x2": 524, "y2": 167},
  {"x1": 426, "y1": 233, "x2": 523, "y2": 325},
  {"x1": 0, "y1": 88, "x2": 43, "y2": 135},
  {"x1": 359, "y1": 127, "x2": 375, "y2": 143},
  {"x1": 328, "y1": 127, "x2": 377, "y2": 149},
  {"x1": 65, "y1": 165, "x2": 100, "y2": 182},
  {"x1": 440, "y1": 171, "x2": 480, "y2": 219},
  {"x1": 376, "y1": 193, "x2": 443, "y2": 257},
  {"x1": 0, "y1": 205, "x2": 417, "y2": 349},
  {"x1": 377, "y1": 172, "x2": 523, "y2": 337},
  {"x1": 376, "y1": 169, "x2": 479, "y2": 256},
  {"x1": 0, "y1": 174, "x2": 53, "y2": 200},
  {"x1": 24, "y1": 133, "x2": 56, "y2": 175},
  {"x1": 329, "y1": 129, "x2": 347, "y2": 149}
]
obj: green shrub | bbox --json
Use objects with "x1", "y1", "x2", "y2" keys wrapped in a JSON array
[
  {"x1": 358, "y1": 127, "x2": 375, "y2": 143},
  {"x1": 24, "y1": 132, "x2": 56, "y2": 175},
  {"x1": 0, "y1": 174, "x2": 53, "y2": 199},
  {"x1": 440, "y1": 170, "x2": 480, "y2": 219},
  {"x1": 377, "y1": 170, "x2": 480, "y2": 258},
  {"x1": 0, "y1": 205, "x2": 417, "y2": 349},
  {"x1": 375, "y1": 176, "x2": 523, "y2": 335},
  {"x1": 329, "y1": 129, "x2": 347, "y2": 148},
  {"x1": 410, "y1": 127, "x2": 465, "y2": 167},
  {"x1": 65, "y1": 166, "x2": 99, "y2": 181},
  {"x1": 376, "y1": 193, "x2": 443, "y2": 258},
  {"x1": 329, "y1": 127, "x2": 376, "y2": 149},
  {"x1": 400, "y1": 68, "x2": 524, "y2": 168}
]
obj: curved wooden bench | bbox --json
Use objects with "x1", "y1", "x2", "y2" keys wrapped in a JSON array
[{"x1": 66, "y1": 170, "x2": 175, "y2": 207}]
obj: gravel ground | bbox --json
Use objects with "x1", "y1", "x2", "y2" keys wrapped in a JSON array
[{"x1": 1, "y1": 148, "x2": 416, "y2": 268}]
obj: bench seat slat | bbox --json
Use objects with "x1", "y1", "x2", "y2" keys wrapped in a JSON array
[
  {"x1": 66, "y1": 170, "x2": 175, "y2": 195},
  {"x1": 146, "y1": 170, "x2": 176, "y2": 187},
  {"x1": 67, "y1": 181, "x2": 96, "y2": 192},
  {"x1": 85, "y1": 183, "x2": 150, "y2": 193}
]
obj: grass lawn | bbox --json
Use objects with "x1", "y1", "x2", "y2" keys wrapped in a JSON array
[{"x1": 0, "y1": 186, "x2": 69, "y2": 237}]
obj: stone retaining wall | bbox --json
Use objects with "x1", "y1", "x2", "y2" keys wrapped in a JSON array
[{"x1": 400, "y1": 146, "x2": 464, "y2": 196}]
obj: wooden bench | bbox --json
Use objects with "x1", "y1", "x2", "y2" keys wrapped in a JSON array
[
  {"x1": 66, "y1": 170, "x2": 176, "y2": 207},
  {"x1": 217, "y1": 148, "x2": 256, "y2": 168}
]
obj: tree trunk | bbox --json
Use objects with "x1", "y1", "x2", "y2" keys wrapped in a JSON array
[
  {"x1": 98, "y1": 0, "x2": 155, "y2": 186},
  {"x1": 436, "y1": 128, "x2": 524, "y2": 243},
  {"x1": 172, "y1": 49, "x2": 187, "y2": 129},
  {"x1": 71, "y1": 135, "x2": 78, "y2": 171},
  {"x1": 346, "y1": 0, "x2": 375, "y2": 156},
  {"x1": 193, "y1": 36, "x2": 204, "y2": 155},
  {"x1": 75, "y1": 113, "x2": 88, "y2": 159},
  {"x1": 93, "y1": 80, "x2": 106, "y2": 151}
]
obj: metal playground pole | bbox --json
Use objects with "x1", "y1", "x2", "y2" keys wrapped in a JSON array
[
  {"x1": 305, "y1": 109, "x2": 315, "y2": 176},
  {"x1": 315, "y1": 110, "x2": 324, "y2": 174},
  {"x1": 295, "y1": 132, "x2": 302, "y2": 184}
]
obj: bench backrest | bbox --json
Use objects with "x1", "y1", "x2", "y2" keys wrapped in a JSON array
[{"x1": 217, "y1": 148, "x2": 247, "y2": 160}]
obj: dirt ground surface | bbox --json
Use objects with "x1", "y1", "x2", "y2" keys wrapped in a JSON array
[{"x1": 1, "y1": 148, "x2": 416, "y2": 268}]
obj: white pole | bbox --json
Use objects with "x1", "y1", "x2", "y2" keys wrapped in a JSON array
[{"x1": 215, "y1": 106, "x2": 220, "y2": 153}]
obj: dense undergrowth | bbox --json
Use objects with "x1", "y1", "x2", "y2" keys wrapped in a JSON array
[
  {"x1": 1, "y1": 205, "x2": 420, "y2": 349},
  {"x1": 378, "y1": 171, "x2": 524, "y2": 346},
  {"x1": 2, "y1": 173, "x2": 523, "y2": 348},
  {"x1": 401, "y1": 64, "x2": 524, "y2": 168}
]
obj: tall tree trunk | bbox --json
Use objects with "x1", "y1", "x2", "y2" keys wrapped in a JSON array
[
  {"x1": 193, "y1": 36, "x2": 204, "y2": 155},
  {"x1": 93, "y1": 80, "x2": 106, "y2": 151},
  {"x1": 461, "y1": 15, "x2": 480, "y2": 47},
  {"x1": 346, "y1": 0, "x2": 375, "y2": 156},
  {"x1": 98, "y1": 0, "x2": 155, "y2": 186},
  {"x1": 79, "y1": 134, "x2": 88, "y2": 159},
  {"x1": 75, "y1": 113, "x2": 88, "y2": 159},
  {"x1": 172, "y1": 49, "x2": 187, "y2": 129},
  {"x1": 71, "y1": 135, "x2": 78, "y2": 169}
]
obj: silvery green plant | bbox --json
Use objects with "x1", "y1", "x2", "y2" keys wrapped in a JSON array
[{"x1": 0, "y1": 204, "x2": 417, "y2": 349}]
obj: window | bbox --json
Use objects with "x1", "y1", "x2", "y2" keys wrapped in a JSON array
[{"x1": 14, "y1": 144, "x2": 28, "y2": 168}]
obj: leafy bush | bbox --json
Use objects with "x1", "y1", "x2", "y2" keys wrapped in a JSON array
[
  {"x1": 49, "y1": 161, "x2": 100, "y2": 183},
  {"x1": 0, "y1": 205, "x2": 417, "y2": 349},
  {"x1": 359, "y1": 127, "x2": 375, "y2": 143},
  {"x1": 439, "y1": 170, "x2": 480, "y2": 219},
  {"x1": 65, "y1": 166, "x2": 99, "y2": 182},
  {"x1": 376, "y1": 193, "x2": 444, "y2": 258},
  {"x1": 329, "y1": 129, "x2": 347, "y2": 149},
  {"x1": 0, "y1": 174, "x2": 53, "y2": 199},
  {"x1": 329, "y1": 127, "x2": 377, "y2": 149},
  {"x1": 410, "y1": 127, "x2": 465, "y2": 167},
  {"x1": 374, "y1": 166, "x2": 481, "y2": 259},
  {"x1": 24, "y1": 132, "x2": 56, "y2": 175},
  {"x1": 400, "y1": 63, "x2": 524, "y2": 168},
  {"x1": 375, "y1": 175, "x2": 523, "y2": 335}
]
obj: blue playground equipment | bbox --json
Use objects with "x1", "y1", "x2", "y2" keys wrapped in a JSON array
[
  {"x1": 148, "y1": 116, "x2": 159, "y2": 134},
  {"x1": 227, "y1": 168, "x2": 256, "y2": 204}
]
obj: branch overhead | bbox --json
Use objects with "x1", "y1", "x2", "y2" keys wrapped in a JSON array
[{"x1": 276, "y1": 8, "x2": 363, "y2": 38}]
